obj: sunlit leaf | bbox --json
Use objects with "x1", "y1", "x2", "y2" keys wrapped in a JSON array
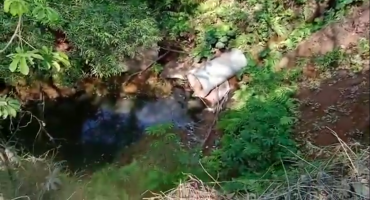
[
  {"x1": 6, "y1": 106, "x2": 17, "y2": 117},
  {"x1": 8, "y1": 99, "x2": 21, "y2": 110},
  {"x1": 4, "y1": 0, "x2": 29, "y2": 16},
  {"x1": 52, "y1": 61, "x2": 61, "y2": 71},
  {"x1": 0, "y1": 97, "x2": 20, "y2": 119},
  {"x1": 1, "y1": 108, "x2": 9, "y2": 119},
  {"x1": 4, "y1": 0, "x2": 12, "y2": 13},
  {"x1": 30, "y1": 53, "x2": 44, "y2": 60},
  {"x1": 9, "y1": 57, "x2": 20, "y2": 72},
  {"x1": 19, "y1": 57, "x2": 29, "y2": 75}
]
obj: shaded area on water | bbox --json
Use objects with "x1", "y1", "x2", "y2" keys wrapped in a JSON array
[{"x1": 0, "y1": 88, "x2": 199, "y2": 172}]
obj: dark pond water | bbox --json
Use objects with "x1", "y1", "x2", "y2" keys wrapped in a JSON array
[{"x1": 0, "y1": 88, "x2": 199, "y2": 171}]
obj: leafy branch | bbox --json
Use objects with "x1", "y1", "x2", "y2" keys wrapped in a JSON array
[
  {"x1": 7, "y1": 47, "x2": 43, "y2": 75},
  {"x1": 2, "y1": 0, "x2": 71, "y2": 84},
  {"x1": 0, "y1": 96, "x2": 21, "y2": 119}
]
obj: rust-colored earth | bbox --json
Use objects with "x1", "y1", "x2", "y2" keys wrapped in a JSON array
[
  {"x1": 296, "y1": 71, "x2": 369, "y2": 146},
  {"x1": 293, "y1": 2, "x2": 370, "y2": 146}
]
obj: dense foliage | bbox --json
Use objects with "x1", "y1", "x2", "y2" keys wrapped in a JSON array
[
  {"x1": 0, "y1": 0, "x2": 360, "y2": 84},
  {"x1": 1, "y1": 0, "x2": 161, "y2": 85}
]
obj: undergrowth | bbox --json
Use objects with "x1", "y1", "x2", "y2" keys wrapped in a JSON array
[
  {"x1": 85, "y1": 123, "x2": 204, "y2": 199},
  {"x1": 203, "y1": 52, "x2": 302, "y2": 193},
  {"x1": 152, "y1": 143, "x2": 370, "y2": 199},
  {"x1": 2, "y1": 136, "x2": 368, "y2": 199},
  {"x1": 0, "y1": 123, "x2": 204, "y2": 199}
]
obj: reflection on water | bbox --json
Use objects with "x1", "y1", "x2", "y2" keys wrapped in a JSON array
[
  {"x1": 80, "y1": 92, "x2": 195, "y2": 167},
  {"x1": 80, "y1": 107, "x2": 140, "y2": 166},
  {"x1": 81, "y1": 108, "x2": 134, "y2": 145},
  {"x1": 0, "y1": 88, "x2": 200, "y2": 171},
  {"x1": 135, "y1": 97, "x2": 194, "y2": 132}
]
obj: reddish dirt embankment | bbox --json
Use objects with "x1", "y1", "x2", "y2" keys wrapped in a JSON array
[
  {"x1": 291, "y1": 3, "x2": 370, "y2": 146},
  {"x1": 275, "y1": 3, "x2": 370, "y2": 71},
  {"x1": 296, "y1": 72, "x2": 369, "y2": 146}
]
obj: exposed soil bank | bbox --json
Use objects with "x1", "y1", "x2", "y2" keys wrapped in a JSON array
[
  {"x1": 296, "y1": 71, "x2": 369, "y2": 146},
  {"x1": 286, "y1": 2, "x2": 370, "y2": 146},
  {"x1": 275, "y1": 2, "x2": 370, "y2": 71}
]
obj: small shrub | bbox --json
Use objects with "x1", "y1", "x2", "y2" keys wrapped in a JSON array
[{"x1": 204, "y1": 53, "x2": 301, "y2": 193}]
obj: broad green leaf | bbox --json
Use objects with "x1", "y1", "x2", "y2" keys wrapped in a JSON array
[
  {"x1": 1, "y1": 108, "x2": 9, "y2": 119},
  {"x1": 215, "y1": 41, "x2": 225, "y2": 49},
  {"x1": 19, "y1": 57, "x2": 29, "y2": 75},
  {"x1": 32, "y1": 7, "x2": 45, "y2": 20},
  {"x1": 58, "y1": 52, "x2": 69, "y2": 60},
  {"x1": 44, "y1": 62, "x2": 52, "y2": 70},
  {"x1": 46, "y1": 8, "x2": 60, "y2": 22},
  {"x1": 9, "y1": 57, "x2": 20, "y2": 72},
  {"x1": 26, "y1": 56, "x2": 36, "y2": 65},
  {"x1": 15, "y1": 47, "x2": 23, "y2": 53},
  {"x1": 6, "y1": 53, "x2": 15, "y2": 58},
  {"x1": 219, "y1": 36, "x2": 228, "y2": 43},
  {"x1": 52, "y1": 61, "x2": 61, "y2": 71},
  {"x1": 0, "y1": 101, "x2": 7, "y2": 106},
  {"x1": 6, "y1": 106, "x2": 17, "y2": 118},
  {"x1": 30, "y1": 53, "x2": 44, "y2": 60},
  {"x1": 54, "y1": 52, "x2": 70, "y2": 66},
  {"x1": 41, "y1": 46, "x2": 49, "y2": 52},
  {"x1": 4, "y1": 0, "x2": 29, "y2": 16},
  {"x1": 4, "y1": 0, "x2": 12, "y2": 13},
  {"x1": 8, "y1": 99, "x2": 20, "y2": 109},
  {"x1": 58, "y1": 57, "x2": 71, "y2": 67}
]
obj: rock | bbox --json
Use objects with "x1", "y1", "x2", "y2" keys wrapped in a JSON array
[
  {"x1": 160, "y1": 60, "x2": 203, "y2": 80},
  {"x1": 160, "y1": 61, "x2": 187, "y2": 79},
  {"x1": 120, "y1": 46, "x2": 160, "y2": 72}
]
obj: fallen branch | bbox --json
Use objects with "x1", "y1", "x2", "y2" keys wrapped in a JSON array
[{"x1": 159, "y1": 46, "x2": 187, "y2": 54}]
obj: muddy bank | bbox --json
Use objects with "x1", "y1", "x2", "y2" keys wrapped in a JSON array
[{"x1": 10, "y1": 70, "x2": 176, "y2": 103}]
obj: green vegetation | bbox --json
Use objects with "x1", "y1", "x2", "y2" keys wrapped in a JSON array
[
  {"x1": 204, "y1": 59, "x2": 301, "y2": 193},
  {"x1": 0, "y1": 0, "x2": 369, "y2": 199}
]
